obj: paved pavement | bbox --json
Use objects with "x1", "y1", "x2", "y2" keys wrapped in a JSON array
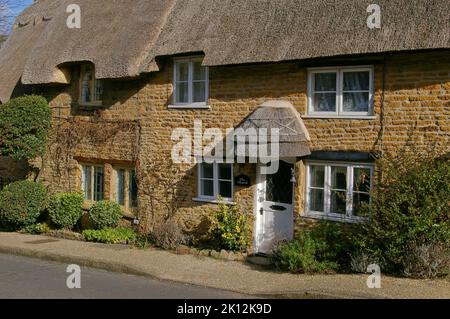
[
  {"x1": 0, "y1": 253, "x2": 253, "y2": 299},
  {"x1": 0, "y1": 232, "x2": 449, "y2": 299}
]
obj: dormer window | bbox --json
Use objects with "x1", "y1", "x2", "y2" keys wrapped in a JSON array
[
  {"x1": 171, "y1": 57, "x2": 209, "y2": 108},
  {"x1": 80, "y1": 64, "x2": 103, "y2": 105}
]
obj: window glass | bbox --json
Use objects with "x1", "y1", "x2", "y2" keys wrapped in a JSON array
[
  {"x1": 343, "y1": 71, "x2": 370, "y2": 91},
  {"x1": 82, "y1": 166, "x2": 92, "y2": 200},
  {"x1": 93, "y1": 166, "x2": 104, "y2": 201},
  {"x1": 308, "y1": 165, "x2": 325, "y2": 212},
  {"x1": 193, "y1": 61, "x2": 206, "y2": 81},
  {"x1": 116, "y1": 169, "x2": 125, "y2": 206},
  {"x1": 129, "y1": 170, "x2": 138, "y2": 208},
  {"x1": 81, "y1": 71, "x2": 92, "y2": 103},
  {"x1": 201, "y1": 179, "x2": 214, "y2": 197},
  {"x1": 314, "y1": 73, "x2": 336, "y2": 91},
  {"x1": 176, "y1": 62, "x2": 189, "y2": 82},
  {"x1": 176, "y1": 82, "x2": 189, "y2": 104},
  {"x1": 218, "y1": 164, "x2": 232, "y2": 180},
  {"x1": 313, "y1": 73, "x2": 337, "y2": 112},
  {"x1": 201, "y1": 163, "x2": 214, "y2": 179},
  {"x1": 330, "y1": 166, "x2": 347, "y2": 214}
]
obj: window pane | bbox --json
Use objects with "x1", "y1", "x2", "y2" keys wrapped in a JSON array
[
  {"x1": 82, "y1": 166, "x2": 92, "y2": 200},
  {"x1": 201, "y1": 163, "x2": 214, "y2": 179},
  {"x1": 201, "y1": 179, "x2": 214, "y2": 197},
  {"x1": 331, "y1": 166, "x2": 347, "y2": 190},
  {"x1": 331, "y1": 190, "x2": 347, "y2": 214},
  {"x1": 314, "y1": 73, "x2": 336, "y2": 91},
  {"x1": 353, "y1": 193, "x2": 370, "y2": 215},
  {"x1": 116, "y1": 169, "x2": 125, "y2": 206},
  {"x1": 193, "y1": 81, "x2": 206, "y2": 103},
  {"x1": 343, "y1": 92, "x2": 369, "y2": 112},
  {"x1": 313, "y1": 93, "x2": 336, "y2": 112},
  {"x1": 193, "y1": 61, "x2": 206, "y2": 81},
  {"x1": 93, "y1": 167, "x2": 104, "y2": 201},
  {"x1": 309, "y1": 188, "x2": 324, "y2": 212},
  {"x1": 343, "y1": 71, "x2": 370, "y2": 91},
  {"x1": 354, "y1": 167, "x2": 371, "y2": 193},
  {"x1": 94, "y1": 80, "x2": 103, "y2": 101},
  {"x1": 219, "y1": 181, "x2": 232, "y2": 199},
  {"x1": 129, "y1": 170, "x2": 138, "y2": 208},
  {"x1": 175, "y1": 82, "x2": 188, "y2": 103},
  {"x1": 309, "y1": 165, "x2": 325, "y2": 188},
  {"x1": 81, "y1": 71, "x2": 92, "y2": 103},
  {"x1": 176, "y1": 62, "x2": 189, "y2": 81},
  {"x1": 218, "y1": 164, "x2": 232, "y2": 180}
]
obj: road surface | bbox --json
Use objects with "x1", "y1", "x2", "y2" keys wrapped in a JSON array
[{"x1": 0, "y1": 253, "x2": 254, "y2": 299}]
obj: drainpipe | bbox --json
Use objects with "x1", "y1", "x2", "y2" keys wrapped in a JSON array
[{"x1": 378, "y1": 55, "x2": 387, "y2": 187}]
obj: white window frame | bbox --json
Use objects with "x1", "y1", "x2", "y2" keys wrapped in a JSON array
[
  {"x1": 170, "y1": 57, "x2": 209, "y2": 109},
  {"x1": 112, "y1": 167, "x2": 138, "y2": 210},
  {"x1": 79, "y1": 64, "x2": 103, "y2": 106},
  {"x1": 305, "y1": 161, "x2": 374, "y2": 222},
  {"x1": 195, "y1": 162, "x2": 234, "y2": 202},
  {"x1": 81, "y1": 163, "x2": 104, "y2": 202},
  {"x1": 307, "y1": 66, "x2": 374, "y2": 118}
]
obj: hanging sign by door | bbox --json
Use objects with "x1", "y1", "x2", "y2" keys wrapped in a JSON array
[{"x1": 234, "y1": 175, "x2": 251, "y2": 186}]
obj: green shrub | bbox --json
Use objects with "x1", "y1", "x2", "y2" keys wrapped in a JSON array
[
  {"x1": 89, "y1": 200, "x2": 122, "y2": 229},
  {"x1": 271, "y1": 231, "x2": 338, "y2": 274},
  {"x1": 0, "y1": 95, "x2": 52, "y2": 160},
  {"x1": 0, "y1": 180, "x2": 47, "y2": 228},
  {"x1": 82, "y1": 227, "x2": 137, "y2": 244},
  {"x1": 48, "y1": 192, "x2": 84, "y2": 229},
  {"x1": 209, "y1": 201, "x2": 251, "y2": 252},
  {"x1": 20, "y1": 222, "x2": 50, "y2": 235},
  {"x1": 354, "y1": 153, "x2": 450, "y2": 277}
]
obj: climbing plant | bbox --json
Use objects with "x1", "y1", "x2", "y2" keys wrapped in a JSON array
[{"x1": 0, "y1": 95, "x2": 52, "y2": 160}]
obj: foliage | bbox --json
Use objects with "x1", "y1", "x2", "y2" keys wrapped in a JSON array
[
  {"x1": 89, "y1": 200, "x2": 122, "y2": 229},
  {"x1": 402, "y1": 242, "x2": 449, "y2": 279},
  {"x1": 20, "y1": 222, "x2": 51, "y2": 235},
  {"x1": 353, "y1": 153, "x2": 450, "y2": 277},
  {"x1": 0, "y1": 180, "x2": 47, "y2": 228},
  {"x1": 149, "y1": 221, "x2": 189, "y2": 250},
  {"x1": 209, "y1": 201, "x2": 251, "y2": 252},
  {"x1": 48, "y1": 192, "x2": 84, "y2": 229},
  {"x1": 82, "y1": 227, "x2": 137, "y2": 244},
  {"x1": 271, "y1": 231, "x2": 338, "y2": 274},
  {"x1": 0, "y1": 95, "x2": 52, "y2": 160}
]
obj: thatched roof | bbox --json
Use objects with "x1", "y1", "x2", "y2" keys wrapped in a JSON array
[
  {"x1": 0, "y1": 0, "x2": 449, "y2": 102},
  {"x1": 237, "y1": 100, "x2": 311, "y2": 158}
]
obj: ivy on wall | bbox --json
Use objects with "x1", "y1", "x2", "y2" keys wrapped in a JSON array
[{"x1": 0, "y1": 95, "x2": 52, "y2": 160}]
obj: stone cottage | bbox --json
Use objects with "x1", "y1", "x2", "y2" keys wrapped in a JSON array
[{"x1": 0, "y1": 0, "x2": 448, "y2": 253}]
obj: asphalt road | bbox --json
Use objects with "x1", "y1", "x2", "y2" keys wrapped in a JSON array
[{"x1": 0, "y1": 253, "x2": 254, "y2": 299}]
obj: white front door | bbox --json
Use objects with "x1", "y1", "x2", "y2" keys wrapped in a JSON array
[{"x1": 255, "y1": 160, "x2": 295, "y2": 254}]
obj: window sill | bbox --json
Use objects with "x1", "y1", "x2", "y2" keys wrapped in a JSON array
[
  {"x1": 303, "y1": 211, "x2": 368, "y2": 223},
  {"x1": 168, "y1": 104, "x2": 211, "y2": 110},
  {"x1": 302, "y1": 115, "x2": 377, "y2": 120},
  {"x1": 192, "y1": 197, "x2": 236, "y2": 205}
]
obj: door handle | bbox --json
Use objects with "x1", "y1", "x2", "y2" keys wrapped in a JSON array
[{"x1": 260, "y1": 207, "x2": 264, "y2": 215}]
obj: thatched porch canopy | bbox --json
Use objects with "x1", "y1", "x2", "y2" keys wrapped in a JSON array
[{"x1": 236, "y1": 100, "x2": 311, "y2": 158}]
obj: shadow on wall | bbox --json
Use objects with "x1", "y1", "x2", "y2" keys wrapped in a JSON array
[{"x1": 0, "y1": 156, "x2": 31, "y2": 189}]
